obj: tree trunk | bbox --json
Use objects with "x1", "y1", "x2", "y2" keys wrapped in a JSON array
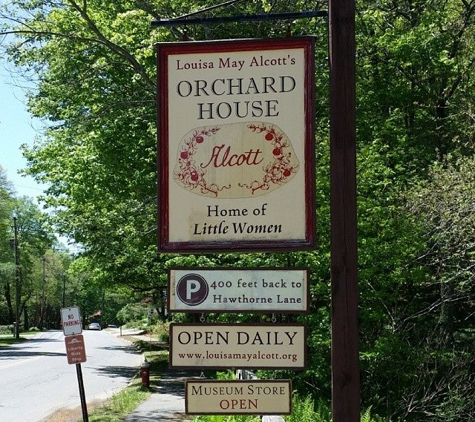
[
  {"x1": 4, "y1": 282, "x2": 14, "y2": 324},
  {"x1": 438, "y1": 281, "x2": 454, "y2": 348}
]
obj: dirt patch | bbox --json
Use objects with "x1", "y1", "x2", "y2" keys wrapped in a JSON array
[{"x1": 40, "y1": 400, "x2": 104, "y2": 422}]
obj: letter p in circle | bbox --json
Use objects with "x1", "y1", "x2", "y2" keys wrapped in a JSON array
[{"x1": 176, "y1": 274, "x2": 209, "y2": 306}]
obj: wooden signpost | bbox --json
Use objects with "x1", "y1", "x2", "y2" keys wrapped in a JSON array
[
  {"x1": 329, "y1": 0, "x2": 360, "y2": 420},
  {"x1": 155, "y1": 2, "x2": 359, "y2": 420}
]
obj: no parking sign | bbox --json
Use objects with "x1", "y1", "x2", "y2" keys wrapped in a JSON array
[{"x1": 60, "y1": 306, "x2": 82, "y2": 336}]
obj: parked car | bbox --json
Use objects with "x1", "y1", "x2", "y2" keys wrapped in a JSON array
[{"x1": 88, "y1": 322, "x2": 101, "y2": 330}]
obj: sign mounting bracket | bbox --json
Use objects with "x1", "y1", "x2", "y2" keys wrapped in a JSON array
[{"x1": 152, "y1": 11, "x2": 328, "y2": 28}]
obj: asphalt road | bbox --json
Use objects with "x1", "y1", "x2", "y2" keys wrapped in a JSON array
[{"x1": 0, "y1": 329, "x2": 143, "y2": 422}]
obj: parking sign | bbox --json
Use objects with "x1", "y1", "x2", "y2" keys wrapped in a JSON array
[
  {"x1": 168, "y1": 268, "x2": 309, "y2": 313},
  {"x1": 60, "y1": 307, "x2": 82, "y2": 336}
]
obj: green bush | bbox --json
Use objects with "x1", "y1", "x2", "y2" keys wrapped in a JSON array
[
  {"x1": 192, "y1": 392, "x2": 389, "y2": 422},
  {"x1": 158, "y1": 332, "x2": 169, "y2": 342},
  {"x1": 0, "y1": 325, "x2": 13, "y2": 335},
  {"x1": 285, "y1": 395, "x2": 330, "y2": 422},
  {"x1": 116, "y1": 303, "x2": 149, "y2": 325}
]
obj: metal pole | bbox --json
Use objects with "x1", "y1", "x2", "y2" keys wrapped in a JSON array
[
  {"x1": 42, "y1": 256, "x2": 46, "y2": 329},
  {"x1": 76, "y1": 363, "x2": 89, "y2": 422},
  {"x1": 13, "y1": 217, "x2": 20, "y2": 340},
  {"x1": 62, "y1": 273, "x2": 66, "y2": 308},
  {"x1": 151, "y1": 10, "x2": 327, "y2": 27},
  {"x1": 329, "y1": 0, "x2": 360, "y2": 420}
]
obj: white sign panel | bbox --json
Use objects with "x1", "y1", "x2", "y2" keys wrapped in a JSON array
[
  {"x1": 170, "y1": 323, "x2": 306, "y2": 369},
  {"x1": 60, "y1": 306, "x2": 82, "y2": 336},
  {"x1": 157, "y1": 37, "x2": 316, "y2": 252},
  {"x1": 185, "y1": 380, "x2": 292, "y2": 415},
  {"x1": 168, "y1": 268, "x2": 309, "y2": 313}
]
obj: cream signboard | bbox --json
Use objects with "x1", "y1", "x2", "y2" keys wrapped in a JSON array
[
  {"x1": 185, "y1": 380, "x2": 292, "y2": 415},
  {"x1": 157, "y1": 37, "x2": 315, "y2": 252},
  {"x1": 168, "y1": 268, "x2": 309, "y2": 313},
  {"x1": 169, "y1": 323, "x2": 306, "y2": 369}
]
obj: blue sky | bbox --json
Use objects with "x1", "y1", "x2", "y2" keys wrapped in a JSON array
[
  {"x1": 0, "y1": 57, "x2": 47, "y2": 201},
  {"x1": 0, "y1": 64, "x2": 78, "y2": 250}
]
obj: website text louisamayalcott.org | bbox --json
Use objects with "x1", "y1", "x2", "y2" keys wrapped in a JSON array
[{"x1": 178, "y1": 350, "x2": 299, "y2": 363}]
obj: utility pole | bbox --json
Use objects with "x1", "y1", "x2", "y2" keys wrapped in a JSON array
[
  {"x1": 62, "y1": 273, "x2": 66, "y2": 308},
  {"x1": 42, "y1": 256, "x2": 46, "y2": 329},
  {"x1": 13, "y1": 217, "x2": 21, "y2": 340}
]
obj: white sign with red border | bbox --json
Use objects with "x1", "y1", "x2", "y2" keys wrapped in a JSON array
[
  {"x1": 60, "y1": 306, "x2": 82, "y2": 336},
  {"x1": 157, "y1": 37, "x2": 316, "y2": 252}
]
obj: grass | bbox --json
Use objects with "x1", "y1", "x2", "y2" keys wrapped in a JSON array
[
  {"x1": 0, "y1": 333, "x2": 35, "y2": 346},
  {"x1": 87, "y1": 380, "x2": 151, "y2": 422},
  {"x1": 86, "y1": 336, "x2": 169, "y2": 422}
]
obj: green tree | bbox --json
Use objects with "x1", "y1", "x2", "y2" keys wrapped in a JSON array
[
  {"x1": 0, "y1": 166, "x2": 14, "y2": 257},
  {"x1": 399, "y1": 155, "x2": 475, "y2": 420},
  {"x1": 355, "y1": 0, "x2": 475, "y2": 419},
  {"x1": 8, "y1": 197, "x2": 56, "y2": 327},
  {"x1": 4, "y1": 0, "x2": 475, "y2": 420},
  {"x1": 0, "y1": 0, "x2": 329, "y2": 293},
  {"x1": 0, "y1": 167, "x2": 15, "y2": 323}
]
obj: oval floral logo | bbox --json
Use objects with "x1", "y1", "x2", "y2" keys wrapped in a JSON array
[{"x1": 173, "y1": 122, "x2": 300, "y2": 198}]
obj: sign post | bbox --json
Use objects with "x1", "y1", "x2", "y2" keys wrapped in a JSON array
[
  {"x1": 76, "y1": 363, "x2": 89, "y2": 422},
  {"x1": 60, "y1": 307, "x2": 89, "y2": 422},
  {"x1": 329, "y1": 0, "x2": 360, "y2": 421}
]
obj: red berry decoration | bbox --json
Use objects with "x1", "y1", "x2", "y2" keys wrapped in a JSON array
[
  {"x1": 273, "y1": 147, "x2": 281, "y2": 156},
  {"x1": 195, "y1": 135, "x2": 204, "y2": 144},
  {"x1": 180, "y1": 151, "x2": 189, "y2": 160},
  {"x1": 190, "y1": 171, "x2": 199, "y2": 181},
  {"x1": 265, "y1": 132, "x2": 274, "y2": 141}
]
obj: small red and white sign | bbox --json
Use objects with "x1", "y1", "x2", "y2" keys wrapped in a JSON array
[
  {"x1": 60, "y1": 307, "x2": 82, "y2": 336},
  {"x1": 65, "y1": 334, "x2": 87, "y2": 365}
]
